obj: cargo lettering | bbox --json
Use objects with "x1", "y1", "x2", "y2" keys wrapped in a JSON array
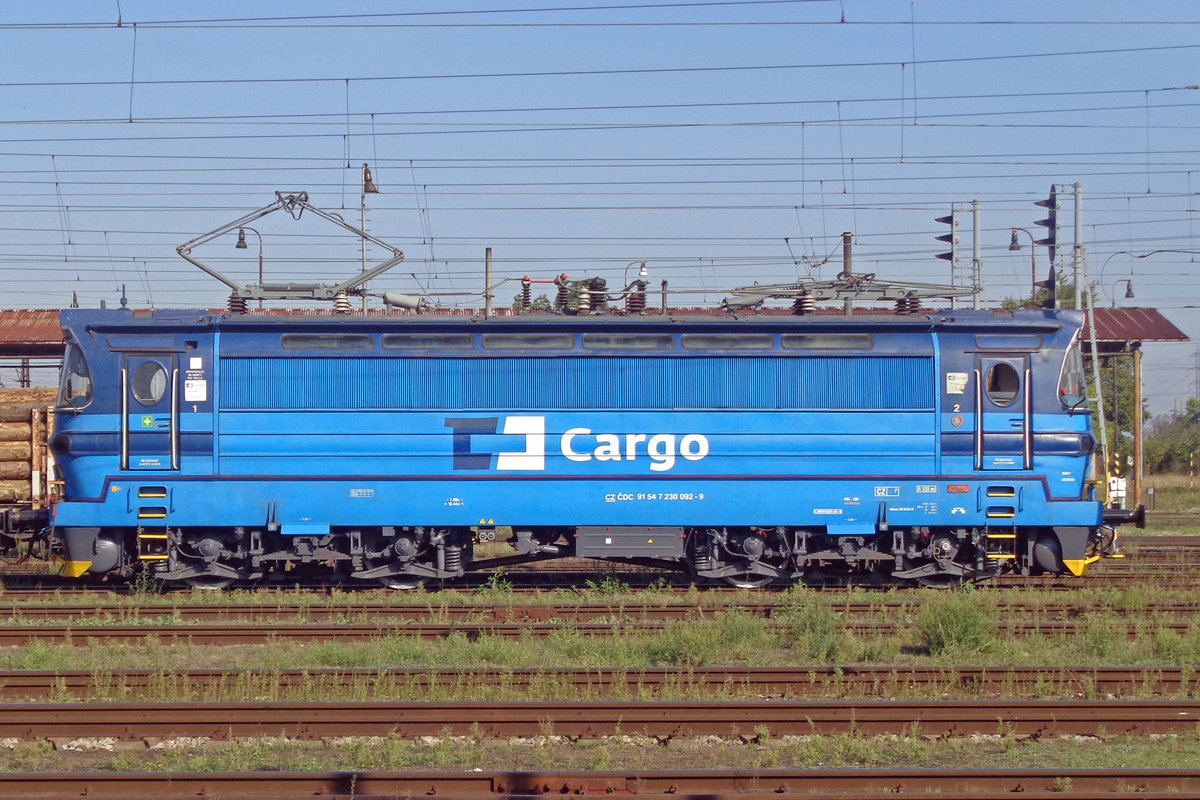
[
  {"x1": 562, "y1": 427, "x2": 709, "y2": 472},
  {"x1": 445, "y1": 416, "x2": 709, "y2": 472}
]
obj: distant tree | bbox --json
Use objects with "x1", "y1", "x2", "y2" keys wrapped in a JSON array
[
  {"x1": 511, "y1": 292, "x2": 551, "y2": 310},
  {"x1": 1145, "y1": 397, "x2": 1200, "y2": 473},
  {"x1": 999, "y1": 272, "x2": 1075, "y2": 311}
]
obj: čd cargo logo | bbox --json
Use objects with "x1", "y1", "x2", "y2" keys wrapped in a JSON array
[{"x1": 446, "y1": 416, "x2": 709, "y2": 472}]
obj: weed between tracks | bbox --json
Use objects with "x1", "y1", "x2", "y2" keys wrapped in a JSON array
[
  {"x1": 3, "y1": 581, "x2": 1200, "y2": 772},
  {"x1": 0, "y1": 588, "x2": 1198, "y2": 702}
]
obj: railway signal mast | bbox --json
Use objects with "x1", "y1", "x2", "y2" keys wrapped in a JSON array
[
  {"x1": 1033, "y1": 186, "x2": 1060, "y2": 309},
  {"x1": 1033, "y1": 187, "x2": 1059, "y2": 309},
  {"x1": 935, "y1": 201, "x2": 982, "y2": 308}
]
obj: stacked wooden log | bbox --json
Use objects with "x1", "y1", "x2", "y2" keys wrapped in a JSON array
[{"x1": 0, "y1": 388, "x2": 56, "y2": 503}]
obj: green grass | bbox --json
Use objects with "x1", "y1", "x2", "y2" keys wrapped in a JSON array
[
  {"x1": 1145, "y1": 473, "x2": 1200, "y2": 514},
  {"x1": 4, "y1": 585, "x2": 1200, "y2": 773},
  {"x1": 3, "y1": 588, "x2": 1200, "y2": 691},
  {"x1": 913, "y1": 589, "x2": 999, "y2": 657},
  {"x1": 0, "y1": 579, "x2": 732, "y2": 609}
]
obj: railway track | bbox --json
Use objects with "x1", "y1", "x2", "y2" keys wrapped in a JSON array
[
  {"x1": 1142, "y1": 512, "x2": 1200, "y2": 527},
  {"x1": 0, "y1": 538, "x2": 1196, "y2": 600},
  {"x1": 0, "y1": 665, "x2": 1191, "y2": 701},
  {"x1": 1, "y1": 697, "x2": 1198, "y2": 740},
  {"x1": 1, "y1": 569, "x2": 1197, "y2": 593},
  {"x1": 0, "y1": 618, "x2": 1192, "y2": 646},
  {"x1": 1, "y1": 598, "x2": 1196, "y2": 623},
  {"x1": 0, "y1": 548, "x2": 1195, "y2": 594},
  {"x1": 1, "y1": 536, "x2": 1197, "y2": 592},
  {"x1": 2, "y1": 767, "x2": 1198, "y2": 799}
]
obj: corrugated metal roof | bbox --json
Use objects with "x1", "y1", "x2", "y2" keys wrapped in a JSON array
[
  {"x1": 0, "y1": 310, "x2": 63, "y2": 353},
  {"x1": 1085, "y1": 307, "x2": 1189, "y2": 343}
]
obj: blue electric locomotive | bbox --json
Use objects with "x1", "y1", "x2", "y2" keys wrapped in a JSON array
[{"x1": 49, "y1": 306, "x2": 1103, "y2": 588}]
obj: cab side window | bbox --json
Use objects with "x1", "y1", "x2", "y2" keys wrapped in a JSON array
[
  {"x1": 131, "y1": 361, "x2": 168, "y2": 405},
  {"x1": 985, "y1": 362, "x2": 1020, "y2": 406},
  {"x1": 1058, "y1": 343, "x2": 1087, "y2": 408},
  {"x1": 58, "y1": 344, "x2": 93, "y2": 408}
]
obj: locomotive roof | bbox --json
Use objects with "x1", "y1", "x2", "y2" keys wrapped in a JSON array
[{"x1": 60, "y1": 307, "x2": 1083, "y2": 336}]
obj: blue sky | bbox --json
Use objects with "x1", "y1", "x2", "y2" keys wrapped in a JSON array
[{"x1": 1, "y1": 1, "x2": 1198, "y2": 414}]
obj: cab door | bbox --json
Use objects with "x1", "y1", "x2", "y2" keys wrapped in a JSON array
[
  {"x1": 975, "y1": 356, "x2": 1032, "y2": 470},
  {"x1": 122, "y1": 354, "x2": 180, "y2": 471}
]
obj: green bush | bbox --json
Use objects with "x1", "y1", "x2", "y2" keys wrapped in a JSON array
[
  {"x1": 1075, "y1": 616, "x2": 1127, "y2": 662},
  {"x1": 644, "y1": 611, "x2": 772, "y2": 667},
  {"x1": 778, "y1": 602, "x2": 844, "y2": 662},
  {"x1": 915, "y1": 592, "x2": 997, "y2": 657},
  {"x1": 1152, "y1": 625, "x2": 1200, "y2": 664}
]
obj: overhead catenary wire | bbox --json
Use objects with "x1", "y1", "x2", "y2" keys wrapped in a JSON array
[{"x1": 0, "y1": 3, "x2": 1196, "y2": 418}]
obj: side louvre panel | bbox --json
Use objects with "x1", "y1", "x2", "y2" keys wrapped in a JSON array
[{"x1": 220, "y1": 355, "x2": 934, "y2": 411}]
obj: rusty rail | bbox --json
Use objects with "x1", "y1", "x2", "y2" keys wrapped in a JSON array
[
  {"x1": 1, "y1": 767, "x2": 1199, "y2": 798},
  {"x1": 0, "y1": 618, "x2": 1183, "y2": 645},
  {"x1": 2, "y1": 598, "x2": 1197, "y2": 623},
  {"x1": 0, "y1": 617, "x2": 1193, "y2": 646},
  {"x1": 1, "y1": 698, "x2": 1198, "y2": 740}
]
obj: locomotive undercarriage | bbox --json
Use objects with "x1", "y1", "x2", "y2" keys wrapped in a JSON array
[
  {"x1": 87, "y1": 519, "x2": 1090, "y2": 589},
  {"x1": 682, "y1": 525, "x2": 1081, "y2": 587},
  {"x1": 128, "y1": 525, "x2": 483, "y2": 589}
]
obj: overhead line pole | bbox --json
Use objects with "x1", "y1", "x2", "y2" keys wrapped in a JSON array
[
  {"x1": 1073, "y1": 182, "x2": 1085, "y2": 310},
  {"x1": 971, "y1": 199, "x2": 981, "y2": 309}
]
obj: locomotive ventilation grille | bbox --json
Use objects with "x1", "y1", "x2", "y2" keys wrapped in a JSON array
[{"x1": 219, "y1": 355, "x2": 935, "y2": 411}]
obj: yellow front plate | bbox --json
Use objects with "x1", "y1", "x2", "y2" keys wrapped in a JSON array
[
  {"x1": 1062, "y1": 558, "x2": 1087, "y2": 577},
  {"x1": 60, "y1": 560, "x2": 92, "y2": 578}
]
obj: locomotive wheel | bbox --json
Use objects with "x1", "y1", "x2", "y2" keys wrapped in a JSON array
[
  {"x1": 183, "y1": 575, "x2": 236, "y2": 590},
  {"x1": 720, "y1": 550, "x2": 791, "y2": 588},
  {"x1": 376, "y1": 574, "x2": 428, "y2": 591},
  {"x1": 721, "y1": 569, "x2": 777, "y2": 589},
  {"x1": 917, "y1": 574, "x2": 964, "y2": 589},
  {"x1": 361, "y1": 553, "x2": 429, "y2": 590},
  {"x1": 686, "y1": 532, "x2": 789, "y2": 588}
]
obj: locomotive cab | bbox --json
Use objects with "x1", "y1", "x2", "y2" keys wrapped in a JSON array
[
  {"x1": 52, "y1": 337, "x2": 122, "y2": 577},
  {"x1": 52, "y1": 315, "x2": 226, "y2": 581},
  {"x1": 916, "y1": 318, "x2": 1101, "y2": 581}
]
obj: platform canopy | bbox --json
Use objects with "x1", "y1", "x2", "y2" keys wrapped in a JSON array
[
  {"x1": 0, "y1": 310, "x2": 64, "y2": 359},
  {"x1": 1080, "y1": 307, "x2": 1189, "y2": 354}
]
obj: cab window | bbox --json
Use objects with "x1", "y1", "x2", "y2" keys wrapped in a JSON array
[
  {"x1": 58, "y1": 344, "x2": 93, "y2": 408},
  {"x1": 985, "y1": 362, "x2": 1020, "y2": 406},
  {"x1": 1058, "y1": 341, "x2": 1087, "y2": 408},
  {"x1": 131, "y1": 361, "x2": 168, "y2": 405}
]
